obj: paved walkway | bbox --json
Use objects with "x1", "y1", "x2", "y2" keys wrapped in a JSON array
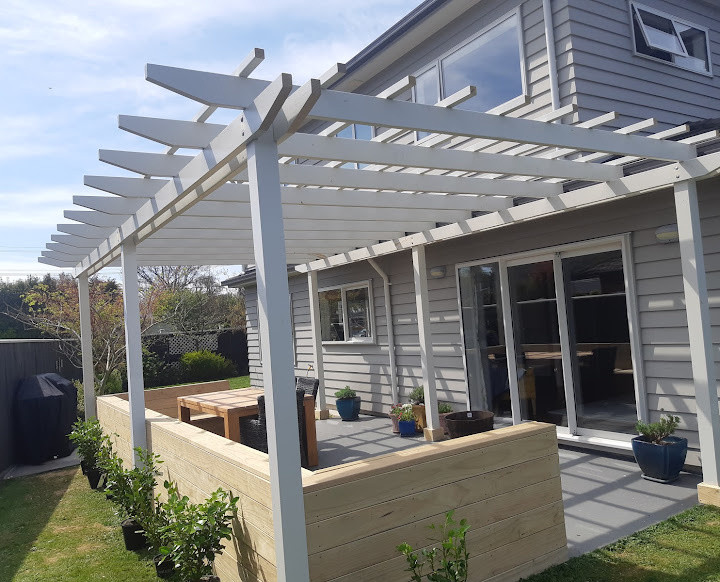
[{"x1": 315, "y1": 414, "x2": 702, "y2": 556}]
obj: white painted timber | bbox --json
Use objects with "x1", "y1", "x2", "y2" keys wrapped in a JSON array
[
  {"x1": 73, "y1": 196, "x2": 145, "y2": 215},
  {"x1": 99, "y1": 150, "x2": 193, "y2": 177},
  {"x1": 247, "y1": 131, "x2": 310, "y2": 582},
  {"x1": 84, "y1": 175, "x2": 168, "y2": 198},
  {"x1": 119, "y1": 115, "x2": 225, "y2": 149},
  {"x1": 56, "y1": 224, "x2": 114, "y2": 239},
  {"x1": 674, "y1": 179, "x2": 720, "y2": 487},
  {"x1": 412, "y1": 245, "x2": 440, "y2": 433},
  {"x1": 77, "y1": 273, "x2": 97, "y2": 419},
  {"x1": 120, "y1": 240, "x2": 147, "y2": 463},
  {"x1": 368, "y1": 258, "x2": 398, "y2": 404},
  {"x1": 308, "y1": 91, "x2": 695, "y2": 160},
  {"x1": 307, "y1": 271, "x2": 327, "y2": 411}
]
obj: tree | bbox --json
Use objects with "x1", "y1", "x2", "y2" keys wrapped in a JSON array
[
  {"x1": 0, "y1": 274, "x2": 56, "y2": 338},
  {"x1": 138, "y1": 266, "x2": 205, "y2": 293},
  {"x1": 12, "y1": 274, "x2": 154, "y2": 394}
]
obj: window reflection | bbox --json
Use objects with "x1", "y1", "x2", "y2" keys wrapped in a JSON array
[{"x1": 319, "y1": 289, "x2": 344, "y2": 341}]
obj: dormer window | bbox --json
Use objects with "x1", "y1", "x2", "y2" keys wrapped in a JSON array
[{"x1": 631, "y1": 3, "x2": 711, "y2": 75}]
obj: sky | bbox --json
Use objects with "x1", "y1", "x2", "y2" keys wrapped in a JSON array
[{"x1": 0, "y1": 0, "x2": 421, "y2": 281}]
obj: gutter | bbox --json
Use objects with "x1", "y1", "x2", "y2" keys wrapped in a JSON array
[{"x1": 368, "y1": 258, "x2": 398, "y2": 404}]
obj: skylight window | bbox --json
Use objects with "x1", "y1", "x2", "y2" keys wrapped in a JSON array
[{"x1": 631, "y1": 3, "x2": 711, "y2": 74}]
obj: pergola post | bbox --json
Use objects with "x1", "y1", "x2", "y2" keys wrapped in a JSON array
[
  {"x1": 308, "y1": 271, "x2": 329, "y2": 419},
  {"x1": 412, "y1": 245, "x2": 443, "y2": 441},
  {"x1": 77, "y1": 272, "x2": 97, "y2": 419},
  {"x1": 247, "y1": 131, "x2": 310, "y2": 582},
  {"x1": 121, "y1": 240, "x2": 147, "y2": 463},
  {"x1": 674, "y1": 180, "x2": 720, "y2": 505}
]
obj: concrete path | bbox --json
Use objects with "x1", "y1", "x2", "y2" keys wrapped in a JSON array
[{"x1": 2, "y1": 450, "x2": 80, "y2": 480}]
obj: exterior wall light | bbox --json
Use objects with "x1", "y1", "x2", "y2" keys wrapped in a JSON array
[
  {"x1": 429, "y1": 265, "x2": 447, "y2": 279},
  {"x1": 655, "y1": 224, "x2": 679, "y2": 243}
]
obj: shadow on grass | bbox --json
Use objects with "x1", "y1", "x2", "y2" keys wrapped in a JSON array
[
  {"x1": 521, "y1": 506, "x2": 720, "y2": 582},
  {"x1": 0, "y1": 467, "x2": 75, "y2": 581}
]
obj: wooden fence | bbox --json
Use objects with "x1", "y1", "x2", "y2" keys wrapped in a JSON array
[
  {"x1": 0, "y1": 339, "x2": 80, "y2": 473},
  {"x1": 97, "y1": 385, "x2": 567, "y2": 582}
]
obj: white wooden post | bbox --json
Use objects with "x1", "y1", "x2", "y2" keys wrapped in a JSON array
[
  {"x1": 307, "y1": 271, "x2": 329, "y2": 419},
  {"x1": 77, "y1": 272, "x2": 97, "y2": 419},
  {"x1": 412, "y1": 245, "x2": 443, "y2": 441},
  {"x1": 121, "y1": 240, "x2": 147, "y2": 462},
  {"x1": 674, "y1": 180, "x2": 720, "y2": 502},
  {"x1": 247, "y1": 131, "x2": 310, "y2": 582}
]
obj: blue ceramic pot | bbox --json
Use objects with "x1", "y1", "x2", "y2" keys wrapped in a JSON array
[
  {"x1": 631, "y1": 436, "x2": 688, "y2": 483},
  {"x1": 336, "y1": 396, "x2": 361, "y2": 421},
  {"x1": 398, "y1": 419, "x2": 416, "y2": 437}
]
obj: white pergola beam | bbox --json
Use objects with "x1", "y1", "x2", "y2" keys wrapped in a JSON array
[
  {"x1": 248, "y1": 131, "x2": 310, "y2": 582},
  {"x1": 319, "y1": 63, "x2": 347, "y2": 88},
  {"x1": 281, "y1": 133, "x2": 621, "y2": 181},
  {"x1": 73, "y1": 196, "x2": 145, "y2": 215},
  {"x1": 119, "y1": 115, "x2": 225, "y2": 149},
  {"x1": 307, "y1": 271, "x2": 327, "y2": 412},
  {"x1": 674, "y1": 179, "x2": 720, "y2": 489},
  {"x1": 57, "y1": 223, "x2": 114, "y2": 239},
  {"x1": 79, "y1": 73, "x2": 299, "y2": 276},
  {"x1": 309, "y1": 92, "x2": 694, "y2": 160},
  {"x1": 84, "y1": 175, "x2": 168, "y2": 198},
  {"x1": 77, "y1": 273, "x2": 97, "y2": 419},
  {"x1": 39, "y1": 256, "x2": 74, "y2": 268},
  {"x1": 299, "y1": 150, "x2": 720, "y2": 272},
  {"x1": 412, "y1": 245, "x2": 442, "y2": 441},
  {"x1": 146, "y1": 63, "x2": 271, "y2": 109},
  {"x1": 278, "y1": 163, "x2": 558, "y2": 198},
  {"x1": 120, "y1": 240, "x2": 147, "y2": 464},
  {"x1": 99, "y1": 150, "x2": 193, "y2": 177}
]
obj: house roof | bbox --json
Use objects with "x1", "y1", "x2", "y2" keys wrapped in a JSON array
[{"x1": 39, "y1": 50, "x2": 720, "y2": 276}]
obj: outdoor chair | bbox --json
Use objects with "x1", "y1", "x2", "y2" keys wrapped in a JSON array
[
  {"x1": 296, "y1": 376, "x2": 319, "y2": 400},
  {"x1": 239, "y1": 388, "x2": 309, "y2": 468}
]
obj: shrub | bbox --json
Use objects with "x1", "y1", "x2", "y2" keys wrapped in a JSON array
[
  {"x1": 636, "y1": 414, "x2": 681, "y2": 445},
  {"x1": 397, "y1": 511, "x2": 470, "y2": 582},
  {"x1": 409, "y1": 386, "x2": 425, "y2": 405},
  {"x1": 395, "y1": 404, "x2": 415, "y2": 422},
  {"x1": 68, "y1": 418, "x2": 110, "y2": 471},
  {"x1": 179, "y1": 350, "x2": 236, "y2": 383},
  {"x1": 438, "y1": 402, "x2": 453, "y2": 414},
  {"x1": 159, "y1": 480, "x2": 238, "y2": 581},
  {"x1": 334, "y1": 387, "x2": 356, "y2": 400},
  {"x1": 142, "y1": 346, "x2": 180, "y2": 388}
]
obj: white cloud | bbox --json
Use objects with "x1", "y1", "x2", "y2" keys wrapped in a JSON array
[{"x1": 0, "y1": 186, "x2": 75, "y2": 227}]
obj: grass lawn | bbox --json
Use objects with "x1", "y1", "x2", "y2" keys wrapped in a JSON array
[
  {"x1": 522, "y1": 504, "x2": 720, "y2": 581},
  {"x1": 0, "y1": 467, "x2": 157, "y2": 582},
  {"x1": 227, "y1": 375, "x2": 250, "y2": 389}
]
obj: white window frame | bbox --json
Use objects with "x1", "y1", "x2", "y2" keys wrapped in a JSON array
[
  {"x1": 319, "y1": 279, "x2": 375, "y2": 345},
  {"x1": 629, "y1": 1, "x2": 713, "y2": 76},
  {"x1": 455, "y1": 234, "x2": 646, "y2": 442},
  {"x1": 411, "y1": 9, "x2": 527, "y2": 125}
]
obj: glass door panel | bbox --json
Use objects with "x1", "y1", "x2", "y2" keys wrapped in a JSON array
[
  {"x1": 562, "y1": 250, "x2": 637, "y2": 433},
  {"x1": 508, "y1": 261, "x2": 568, "y2": 426},
  {"x1": 458, "y1": 263, "x2": 511, "y2": 418}
]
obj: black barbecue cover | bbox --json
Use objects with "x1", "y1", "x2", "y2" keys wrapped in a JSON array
[{"x1": 14, "y1": 373, "x2": 77, "y2": 465}]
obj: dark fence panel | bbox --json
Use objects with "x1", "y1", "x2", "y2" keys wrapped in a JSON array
[{"x1": 0, "y1": 340, "x2": 81, "y2": 473}]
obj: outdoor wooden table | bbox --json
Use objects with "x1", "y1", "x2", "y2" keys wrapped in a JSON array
[{"x1": 177, "y1": 388, "x2": 318, "y2": 467}]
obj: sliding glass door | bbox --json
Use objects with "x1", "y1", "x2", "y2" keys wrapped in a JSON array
[{"x1": 458, "y1": 241, "x2": 639, "y2": 438}]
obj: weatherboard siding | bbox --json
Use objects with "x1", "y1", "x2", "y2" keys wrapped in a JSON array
[
  {"x1": 244, "y1": 178, "x2": 720, "y2": 466},
  {"x1": 564, "y1": 0, "x2": 720, "y2": 128}
]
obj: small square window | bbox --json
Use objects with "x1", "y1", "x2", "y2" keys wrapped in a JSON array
[
  {"x1": 631, "y1": 3, "x2": 711, "y2": 74},
  {"x1": 318, "y1": 282, "x2": 374, "y2": 343}
]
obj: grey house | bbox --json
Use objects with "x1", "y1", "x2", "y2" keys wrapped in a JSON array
[{"x1": 226, "y1": 0, "x2": 720, "y2": 468}]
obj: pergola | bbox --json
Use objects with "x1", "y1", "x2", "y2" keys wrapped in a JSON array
[{"x1": 41, "y1": 49, "x2": 720, "y2": 582}]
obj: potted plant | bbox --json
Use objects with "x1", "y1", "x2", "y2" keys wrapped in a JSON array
[
  {"x1": 396, "y1": 404, "x2": 417, "y2": 437},
  {"x1": 69, "y1": 418, "x2": 110, "y2": 489},
  {"x1": 438, "y1": 402, "x2": 454, "y2": 435},
  {"x1": 389, "y1": 403, "x2": 404, "y2": 433},
  {"x1": 409, "y1": 387, "x2": 426, "y2": 433},
  {"x1": 397, "y1": 510, "x2": 469, "y2": 581},
  {"x1": 159, "y1": 480, "x2": 239, "y2": 582},
  {"x1": 142, "y1": 495, "x2": 174, "y2": 578},
  {"x1": 335, "y1": 387, "x2": 361, "y2": 421},
  {"x1": 632, "y1": 414, "x2": 688, "y2": 483}
]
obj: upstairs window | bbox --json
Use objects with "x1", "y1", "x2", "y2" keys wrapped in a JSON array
[
  {"x1": 318, "y1": 282, "x2": 373, "y2": 343},
  {"x1": 336, "y1": 124, "x2": 373, "y2": 168},
  {"x1": 409, "y1": 11, "x2": 525, "y2": 141},
  {"x1": 631, "y1": 3, "x2": 711, "y2": 74}
]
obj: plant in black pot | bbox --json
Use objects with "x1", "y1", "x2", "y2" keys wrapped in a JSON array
[
  {"x1": 159, "y1": 480, "x2": 239, "y2": 582},
  {"x1": 632, "y1": 414, "x2": 688, "y2": 483},
  {"x1": 69, "y1": 418, "x2": 110, "y2": 489},
  {"x1": 335, "y1": 387, "x2": 361, "y2": 421}
]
